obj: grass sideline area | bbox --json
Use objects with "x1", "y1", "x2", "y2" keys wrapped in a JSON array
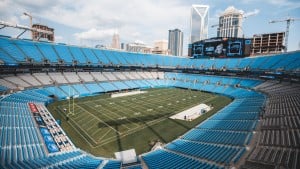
[{"x1": 48, "y1": 88, "x2": 232, "y2": 157}]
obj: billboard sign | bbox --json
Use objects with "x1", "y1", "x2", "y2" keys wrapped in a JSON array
[{"x1": 192, "y1": 37, "x2": 250, "y2": 58}]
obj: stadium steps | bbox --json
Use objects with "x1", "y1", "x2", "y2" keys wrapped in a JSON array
[
  {"x1": 101, "y1": 72, "x2": 113, "y2": 81},
  {"x1": 57, "y1": 85, "x2": 75, "y2": 97},
  {"x1": 120, "y1": 80, "x2": 131, "y2": 89},
  {"x1": 82, "y1": 84, "x2": 93, "y2": 95},
  {"x1": 18, "y1": 74, "x2": 42, "y2": 87},
  {"x1": 34, "y1": 43, "x2": 48, "y2": 62},
  {"x1": 11, "y1": 76, "x2": 32, "y2": 88},
  {"x1": 0, "y1": 47, "x2": 18, "y2": 63},
  {"x1": 89, "y1": 72, "x2": 100, "y2": 83},
  {"x1": 47, "y1": 74, "x2": 56, "y2": 85},
  {"x1": 121, "y1": 72, "x2": 132, "y2": 80},
  {"x1": 95, "y1": 82, "x2": 106, "y2": 92},
  {"x1": 10, "y1": 39, "x2": 29, "y2": 62},
  {"x1": 89, "y1": 49, "x2": 102, "y2": 64},
  {"x1": 50, "y1": 45, "x2": 64, "y2": 63},
  {"x1": 62, "y1": 73, "x2": 72, "y2": 84},
  {"x1": 1, "y1": 78, "x2": 20, "y2": 89},
  {"x1": 66, "y1": 46, "x2": 77, "y2": 63},
  {"x1": 110, "y1": 81, "x2": 121, "y2": 91},
  {"x1": 98, "y1": 159, "x2": 109, "y2": 168},
  {"x1": 81, "y1": 48, "x2": 100, "y2": 65},
  {"x1": 132, "y1": 80, "x2": 143, "y2": 88}
]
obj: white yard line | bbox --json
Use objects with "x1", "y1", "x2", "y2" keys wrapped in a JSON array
[{"x1": 75, "y1": 104, "x2": 121, "y2": 134}]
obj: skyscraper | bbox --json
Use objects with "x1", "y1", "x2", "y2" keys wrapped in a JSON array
[
  {"x1": 217, "y1": 6, "x2": 243, "y2": 38},
  {"x1": 190, "y1": 5, "x2": 209, "y2": 43},
  {"x1": 168, "y1": 29, "x2": 183, "y2": 56},
  {"x1": 111, "y1": 32, "x2": 120, "y2": 49}
]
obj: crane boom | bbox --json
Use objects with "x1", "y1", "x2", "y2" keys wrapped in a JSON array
[{"x1": 269, "y1": 17, "x2": 300, "y2": 52}]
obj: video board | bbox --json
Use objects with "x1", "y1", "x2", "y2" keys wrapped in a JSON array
[{"x1": 191, "y1": 38, "x2": 251, "y2": 58}]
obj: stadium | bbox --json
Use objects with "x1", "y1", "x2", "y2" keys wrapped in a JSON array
[
  {"x1": 1, "y1": 1, "x2": 300, "y2": 168},
  {"x1": 0, "y1": 33, "x2": 299, "y2": 169}
]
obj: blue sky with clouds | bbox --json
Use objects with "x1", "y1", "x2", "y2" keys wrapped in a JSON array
[{"x1": 0, "y1": 0, "x2": 299, "y2": 55}]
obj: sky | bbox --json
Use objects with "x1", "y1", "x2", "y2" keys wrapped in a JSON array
[{"x1": 0, "y1": 0, "x2": 299, "y2": 55}]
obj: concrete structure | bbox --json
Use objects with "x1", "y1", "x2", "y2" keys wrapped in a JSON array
[
  {"x1": 32, "y1": 24, "x2": 54, "y2": 41},
  {"x1": 111, "y1": 32, "x2": 120, "y2": 49},
  {"x1": 251, "y1": 32, "x2": 285, "y2": 55},
  {"x1": 168, "y1": 29, "x2": 183, "y2": 56},
  {"x1": 190, "y1": 5, "x2": 209, "y2": 43},
  {"x1": 152, "y1": 40, "x2": 169, "y2": 55},
  {"x1": 217, "y1": 6, "x2": 244, "y2": 38}
]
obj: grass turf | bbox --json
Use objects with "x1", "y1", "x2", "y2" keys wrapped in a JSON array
[{"x1": 48, "y1": 88, "x2": 232, "y2": 157}]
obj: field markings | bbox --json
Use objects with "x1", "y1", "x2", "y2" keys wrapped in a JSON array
[
  {"x1": 97, "y1": 129, "x2": 112, "y2": 141},
  {"x1": 86, "y1": 102, "x2": 135, "y2": 130},
  {"x1": 75, "y1": 104, "x2": 121, "y2": 134},
  {"x1": 91, "y1": 127, "x2": 104, "y2": 137},
  {"x1": 85, "y1": 119, "x2": 99, "y2": 132},
  {"x1": 56, "y1": 88, "x2": 218, "y2": 147},
  {"x1": 82, "y1": 89, "x2": 187, "y2": 144}
]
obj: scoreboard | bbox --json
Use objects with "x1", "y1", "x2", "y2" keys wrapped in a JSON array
[{"x1": 190, "y1": 37, "x2": 252, "y2": 58}]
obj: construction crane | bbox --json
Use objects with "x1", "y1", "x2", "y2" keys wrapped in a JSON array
[{"x1": 269, "y1": 17, "x2": 300, "y2": 52}]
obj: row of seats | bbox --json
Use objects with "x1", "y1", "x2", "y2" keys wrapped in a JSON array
[
  {"x1": 182, "y1": 128, "x2": 252, "y2": 146},
  {"x1": 40, "y1": 79, "x2": 167, "y2": 99},
  {"x1": 165, "y1": 139, "x2": 245, "y2": 164},
  {"x1": 263, "y1": 116, "x2": 300, "y2": 129},
  {"x1": 142, "y1": 149, "x2": 224, "y2": 169},
  {"x1": 165, "y1": 72, "x2": 262, "y2": 89},
  {"x1": 0, "y1": 71, "x2": 164, "y2": 90},
  {"x1": 242, "y1": 81, "x2": 300, "y2": 169},
  {"x1": 197, "y1": 120, "x2": 257, "y2": 131},
  {"x1": 0, "y1": 102, "x2": 47, "y2": 165},
  {"x1": 245, "y1": 147, "x2": 300, "y2": 169},
  {"x1": 1, "y1": 36, "x2": 300, "y2": 72},
  {"x1": 259, "y1": 129, "x2": 300, "y2": 148}
]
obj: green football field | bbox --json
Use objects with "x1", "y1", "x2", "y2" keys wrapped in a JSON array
[{"x1": 48, "y1": 88, "x2": 232, "y2": 157}]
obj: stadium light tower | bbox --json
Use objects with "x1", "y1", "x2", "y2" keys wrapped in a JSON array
[
  {"x1": 23, "y1": 12, "x2": 32, "y2": 28},
  {"x1": 23, "y1": 12, "x2": 33, "y2": 39},
  {"x1": 269, "y1": 17, "x2": 300, "y2": 52}
]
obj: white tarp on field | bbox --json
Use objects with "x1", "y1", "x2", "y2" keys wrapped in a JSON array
[
  {"x1": 170, "y1": 103, "x2": 212, "y2": 121},
  {"x1": 115, "y1": 149, "x2": 137, "y2": 164}
]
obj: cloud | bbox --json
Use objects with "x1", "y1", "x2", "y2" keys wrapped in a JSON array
[
  {"x1": 2, "y1": 0, "x2": 299, "y2": 52},
  {"x1": 74, "y1": 28, "x2": 115, "y2": 40},
  {"x1": 1, "y1": 0, "x2": 191, "y2": 45},
  {"x1": 244, "y1": 9, "x2": 260, "y2": 18},
  {"x1": 266, "y1": 0, "x2": 300, "y2": 9},
  {"x1": 55, "y1": 35, "x2": 63, "y2": 41}
]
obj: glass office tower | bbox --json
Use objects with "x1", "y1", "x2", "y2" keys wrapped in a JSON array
[{"x1": 190, "y1": 5, "x2": 209, "y2": 43}]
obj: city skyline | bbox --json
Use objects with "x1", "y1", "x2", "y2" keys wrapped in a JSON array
[{"x1": 0, "y1": 0, "x2": 299, "y2": 55}]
